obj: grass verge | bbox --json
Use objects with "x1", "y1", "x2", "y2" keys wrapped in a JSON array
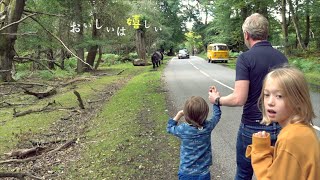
[
  {"x1": 61, "y1": 60, "x2": 179, "y2": 179},
  {"x1": 0, "y1": 65, "x2": 130, "y2": 155}
]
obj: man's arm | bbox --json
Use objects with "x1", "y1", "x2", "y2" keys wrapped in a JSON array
[
  {"x1": 209, "y1": 80, "x2": 249, "y2": 107},
  {"x1": 220, "y1": 80, "x2": 249, "y2": 107}
]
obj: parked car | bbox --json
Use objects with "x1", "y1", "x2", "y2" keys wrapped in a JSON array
[
  {"x1": 207, "y1": 43, "x2": 229, "y2": 63},
  {"x1": 178, "y1": 49, "x2": 189, "y2": 59}
]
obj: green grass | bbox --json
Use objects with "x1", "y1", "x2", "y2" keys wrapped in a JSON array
[
  {"x1": 0, "y1": 63, "x2": 141, "y2": 155},
  {"x1": 289, "y1": 57, "x2": 320, "y2": 92},
  {"x1": 63, "y1": 59, "x2": 178, "y2": 179},
  {"x1": 1, "y1": 57, "x2": 179, "y2": 178},
  {"x1": 0, "y1": 58, "x2": 179, "y2": 179}
]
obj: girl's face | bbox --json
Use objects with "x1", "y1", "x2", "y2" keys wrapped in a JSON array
[{"x1": 263, "y1": 78, "x2": 292, "y2": 127}]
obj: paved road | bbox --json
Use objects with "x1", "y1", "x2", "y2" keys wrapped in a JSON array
[{"x1": 163, "y1": 56, "x2": 320, "y2": 180}]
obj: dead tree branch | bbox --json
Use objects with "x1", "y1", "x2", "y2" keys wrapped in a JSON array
[
  {"x1": 0, "y1": 138, "x2": 76, "y2": 165},
  {"x1": 117, "y1": 69, "x2": 125, "y2": 75},
  {"x1": 13, "y1": 57, "x2": 54, "y2": 73},
  {"x1": 24, "y1": 9, "x2": 64, "y2": 17},
  {"x1": 0, "y1": 82, "x2": 49, "y2": 87},
  {"x1": 60, "y1": 77, "x2": 92, "y2": 87},
  {"x1": 0, "y1": 172, "x2": 43, "y2": 180},
  {"x1": 14, "y1": 56, "x2": 62, "y2": 68},
  {"x1": 13, "y1": 101, "x2": 56, "y2": 117},
  {"x1": 0, "y1": 13, "x2": 37, "y2": 32},
  {"x1": 21, "y1": 86, "x2": 57, "y2": 99},
  {"x1": 4, "y1": 146, "x2": 46, "y2": 159},
  {"x1": 29, "y1": 139, "x2": 67, "y2": 146},
  {"x1": 0, "y1": 32, "x2": 37, "y2": 36},
  {"x1": 0, "y1": 101, "x2": 35, "y2": 108},
  {"x1": 73, "y1": 90, "x2": 85, "y2": 109},
  {"x1": 47, "y1": 138, "x2": 77, "y2": 154},
  {"x1": 26, "y1": 14, "x2": 93, "y2": 70}
]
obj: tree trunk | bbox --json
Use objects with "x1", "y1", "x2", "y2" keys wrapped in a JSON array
[
  {"x1": 304, "y1": 0, "x2": 310, "y2": 48},
  {"x1": 0, "y1": 0, "x2": 26, "y2": 82},
  {"x1": 281, "y1": 0, "x2": 290, "y2": 55},
  {"x1": 74, "y1": 1, "x2": 85, "y2": 73},
  {"x1": 94, "y1": 46, "x2": 102, "y2": 70},
  {"x1": 136, "y1": 29, "x2": 146, "y2": 64},
  {"x1": 60, "y1": 48, "x2": 66, "y2": 70},
  {"x1": 316, "y1": 18, "x2": 320, "y2": 49},
  {"x1": 85, "y1": 1, "x2": 99, "y2": 71},
  {"x1": 32, "y1": 45, "x2": 41, "y2": 70},
  {"x1": 287, "y1": 0, "x2": 306, "y2": 49},
  {"x1": 47, "y1": 49, "x2": 55, "y2": 70},
  {"x1": 85, "y1": 20, "x2": 98, "y2": 71}
]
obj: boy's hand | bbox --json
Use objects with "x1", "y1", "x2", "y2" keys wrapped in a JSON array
[
  {"x1": 208, "y1": 86, "x2": 220, "y2": 104},
  {"x1": 209, "y1": 86, "x2": 217, "y2": 93},
  {"x1": 173, "y1": 110, "x2": 184, "y2": 121}
]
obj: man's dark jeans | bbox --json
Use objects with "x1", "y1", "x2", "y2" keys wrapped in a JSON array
[{"x1": 234, "y1": 122, "x2": 281, "y2": 180}]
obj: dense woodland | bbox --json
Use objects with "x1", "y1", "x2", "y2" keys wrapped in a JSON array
[{"x1": 0, "y1": 0, "x2": 319, "y2": 82}]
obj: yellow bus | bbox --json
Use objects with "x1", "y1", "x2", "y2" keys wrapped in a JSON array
[{"x1": 207, "y1": 43, "x2": 229, "y2": 63}]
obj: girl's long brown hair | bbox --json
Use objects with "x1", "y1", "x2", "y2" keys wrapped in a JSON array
[{"x1": 259, "y1": 67, "x2": 315, "y2": 125}]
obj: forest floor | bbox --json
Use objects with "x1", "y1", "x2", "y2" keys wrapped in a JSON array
[{"x1": 0, "y1": 62, "x2": 179, "y2": 179}]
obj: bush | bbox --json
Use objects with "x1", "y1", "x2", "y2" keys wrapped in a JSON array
[
  {"x1": 101, "y1": 54, "x2": 121, "y2": 66},
  {"x1": 38, "y1": 70, "x2": 55, "y2": 80},
  {"x1": 229, "y1": 51, "x2": 240, "y2": 58},
  {"x1": 14, "y1": 71, "x2": 29, "y2": 80},
  {"x1": 64, "y1": 57, "x2": 77, "y2": 70},
  {"x1": 129, "y1": 52, "x2": 138, "y2": 59},
  {"x1": 291, "y1": 58, "x2": 320, "y2": 72}
]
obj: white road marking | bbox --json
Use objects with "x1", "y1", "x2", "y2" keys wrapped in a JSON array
[
  {"x1": 189, "y1": 60, "x2": 320, "y2": 132},
  {"x1": 313, "y1": 125, "x2": 320, "y2": 131},
  {"x1": 190, "y1": 61, "x2": 234, "y2": 91}
]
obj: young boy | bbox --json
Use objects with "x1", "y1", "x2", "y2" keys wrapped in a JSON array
[{"x1": 167, "y1": 95, "x2": 221, "y2": 179}]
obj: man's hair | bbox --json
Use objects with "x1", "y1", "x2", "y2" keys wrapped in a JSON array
[
  {"x1": 183, "y1": 96, "x2": 209, "y2": 128},
  {"x1": 259, "y1": 66, "x2": 316, "y2": 125},
  {"x1": 242, "y1": 13, "x2": 269, "y2": 40}
]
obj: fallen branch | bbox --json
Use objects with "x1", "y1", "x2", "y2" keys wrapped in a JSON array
[
  {"x1": 0, "y1": 138, "x2": 77, "y2": 165},
  {"x1": 117, "y1": 69, "x2": 125, "y2": 75},
  {"x1": 73, "y1": 90, "x2": 85, "y2": 109},
  {"x1": 0, "y1": 82, "x2": 49, "y2": 87},
  {"x1": 13, "y1": 101, "x2": 56, "y2": 117},
  {"x1": 87, "y1": 99, "x2": 104, "y2": 103},
  {"x1": 13, "y1": 109, "x2": 39, "y2": 117},
  {"x1": 4, "y1": 146, "x2": 46, "y2": 159},
  {"x1": 21, "y1": 86, "x2": 57, "y2": 99},
  {"x1": 0, "y1": 172, "x2": 43, "y2": 180},
  {"x1": 0, "y1": 101, "x2": 35, "y2": 108},
  {"x1": 60, "y1": 77, "x2": 92, "y2": 87},
  {"x1": 47, "y1": 138, "x2": 77, "y2": 154},
  {"x1": 29, "y1": 139, "x2": 67, "y2": 146}
]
